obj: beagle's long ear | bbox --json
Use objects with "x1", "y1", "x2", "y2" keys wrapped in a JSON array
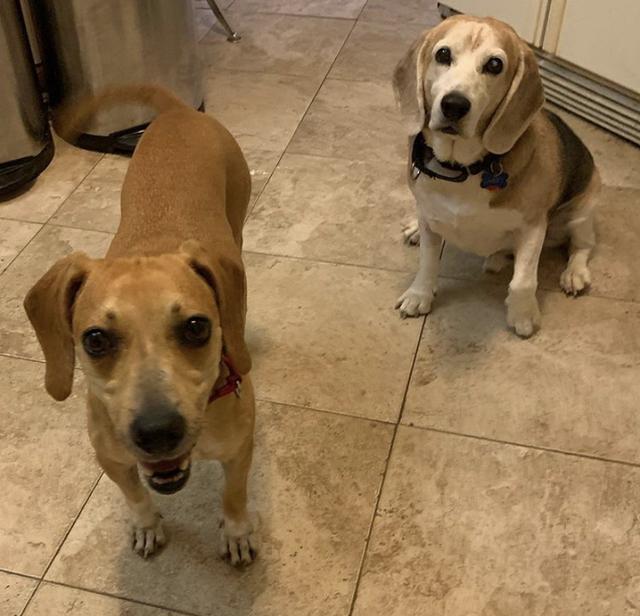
[
  {"x1": 482, "y1": 41, "x2": 544, "y2": 154},
  {"x1": 24, "y1": 253, "x2": 93, "y2": 401},
  {"x1": 392, "y1": 29, "x2": 437, "y2": 136},
  {"x1": 181, "y1": 240, "x2": 251, "y2": 375}
]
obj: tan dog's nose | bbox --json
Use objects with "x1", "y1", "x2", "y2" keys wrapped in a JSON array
[{"x1": 131, "y1": 403, "x2": 186, "y2": 455}]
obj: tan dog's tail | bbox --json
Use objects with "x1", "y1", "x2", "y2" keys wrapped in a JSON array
[{"x1": 54, "y1": 84, "x2": 187, "y2": 142}]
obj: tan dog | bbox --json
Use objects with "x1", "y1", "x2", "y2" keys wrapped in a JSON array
[
  {"x1": 394, "y1": 15, "x2": 598, "y2": 336},
  {"x1": 24, "y1": 86, "x2": 257, "y2": 563}
]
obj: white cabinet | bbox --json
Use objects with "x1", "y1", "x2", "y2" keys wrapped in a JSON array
[
  {"x1": 550, "y1": 0, "x2": 640, "y2": 93},
  {"x1": 441, "y1": 0, "x2": 547, "y2": 44}
]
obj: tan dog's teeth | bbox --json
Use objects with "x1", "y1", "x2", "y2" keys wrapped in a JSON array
[
  {"x1": 179, "y1": 458, "x2": 190, "y2": 471},
  {"x1": 140, "y1": 466, "x2": 154, "y2": 476}
]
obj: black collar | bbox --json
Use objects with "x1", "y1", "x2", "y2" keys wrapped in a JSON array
[{"x1": 411, "y1": 132, "x2": 509, "y2": 190}]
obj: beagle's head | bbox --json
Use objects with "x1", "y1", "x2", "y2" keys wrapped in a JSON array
[
  {"x1": 393, "y1": 15, "x2": 544, "y2": 154},
  {"x1": 24, "y1": 240, "x2": 250, "y2": 494}
]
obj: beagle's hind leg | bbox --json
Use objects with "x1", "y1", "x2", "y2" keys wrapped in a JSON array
[{"x1": 559, "y1": 182, "x2": 598, "y2": 297}]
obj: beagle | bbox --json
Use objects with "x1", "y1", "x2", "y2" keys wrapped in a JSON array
[
  {"x1": 393, "y1": 15, "x2": 598, "y2": 337},
  {"x1": 24, "y1": 86, "x2": 257, "y2": 563}
]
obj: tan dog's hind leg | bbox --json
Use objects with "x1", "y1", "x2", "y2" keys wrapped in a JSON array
[
  {"x1": 97, "y1": 454, "x2": 165, "y2": 558},
  {"x1": 218, "y1": 438, "x2": 257, "y2": 566}
]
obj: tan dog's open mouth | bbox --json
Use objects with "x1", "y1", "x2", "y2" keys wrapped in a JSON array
[{"x1": 139, "y1": 453, "x2": 192, "y2": 495}]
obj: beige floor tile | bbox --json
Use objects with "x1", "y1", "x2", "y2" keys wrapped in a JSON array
[
  {"x1": 0, "y1": 138, "x2": 101, "y2": 224},
  {"x1": 51, "y1": 155, "x2": 128, "y2": 234},
  {"x1": 24, "y1": 584, "x2": 179, "y2": 616},
  {"x1": 46, "y1": 402, "x2": 392, "y2": 616},
  {"x1": 232, "y1": 0, "x2": 366, "y2": 18},
  {"x1": 353, "y1": 427, "x2": 640, "y2": 616},
  {"x1": 204, "y1": 71, "x2": 319, "y2": 152},
  {"x1": 439, "y1": 184, "x2": 640, "y2": 303},
  {"x1": 0, "y1": 220, "x2": 41, "y2": 274},
  {"x1": 0, "y1": 571, "x2": 37, "y2": 616},
  {"x1": 0, "y1": 225, "x2": 112, "y2": 361},
  {"x1": 359, "y1": 0, "x2": 441, "y2": 25},
  {"x1": 245, "y1": 253, "x2": 422, "y2": 420},
  {"x1": 0, "y1": 356, "x2": 100, "y2": 576},
  {"x1": 403, "y1": 277, "x2": 640, "y2": 462},
  {"x1": 245, "y1": 148, "x2": 283, "y2": 207},
  {"x1": 288, "y1": 79, "x2": 406, "y2": 163},
  {"x1": 547, "y1": 104, "x2": 640, "y2": 190},
  {"x1": 330, "y1": 20, "x2": 426, "y2": 83},
  {"x1": 199, "y1": 11, "x2": 352, "y2": 79},
  {"x1": 244, "y1": 153, "x2": 415, "y2": 270}
]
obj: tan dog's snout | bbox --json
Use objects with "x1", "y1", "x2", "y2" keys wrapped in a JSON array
[{"x1": 130, "y1": 391, "x2": 187, "y2": 457}]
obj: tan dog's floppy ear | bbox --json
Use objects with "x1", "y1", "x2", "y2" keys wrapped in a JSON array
[
  {"x1": 392, "y1": 29, "x2": 435, "y2": 136},
  {"x1": 181, "y1": 240, "x2": 251, "y2": 375},
  {"x1": 24, "y1": 253, "x2": 93, "y2": 401},
  {"x1": 482, "y1": 40, "x2": 544, "y2": 154}
]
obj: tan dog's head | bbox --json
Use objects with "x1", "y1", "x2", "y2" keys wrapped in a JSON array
[
  {"x1": 393, "y1": 15, "x2": 544, "y2": 154},
  {"x1": 24, "y1": 240, "x2": 250, "y2": 494}
]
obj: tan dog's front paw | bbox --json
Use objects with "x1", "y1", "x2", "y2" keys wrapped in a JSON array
[
  {"x1": 219, "y1": 517, "x2": 258, "y2": 566},
  {"x1": 395, "y1": 287, "x2": 434, "y2": 318},
  {"x1": 132, "y1": 514, "x2": 166, "y2": 558},
  {"x1": 506, "y1": 290, "x2": 540, "y2": 338}
]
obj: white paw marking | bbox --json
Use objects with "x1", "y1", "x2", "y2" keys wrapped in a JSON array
[
  {"x1": 132, "y1": 514, "x2": 166, "y2": 559},
  {"x1": 560, "y1": 263, "x2": 591, "y2": 296},
  {"x1": 395, "y1": 287, "x2": 434, "y2": 318},
  {"x1": 506, "y1": 292, "x2": 540, "y2": 338},
  {"x1": 219, "y1": 516, "x2": 258, "y2": 566},
  {"x1": 402, "y1": 220, "x2": 420, "y2": 245}
]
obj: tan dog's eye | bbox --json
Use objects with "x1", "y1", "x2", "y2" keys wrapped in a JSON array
[
  {"x1": 180, "y1": 316, "x2": 211, "y2": 347},
  {"x1": 435, "y1": 47, "x2": 452, "y2": 66},
  {"x1": 483, "y1": 57, "x2": 503, "y2": 75},
  {"x1": 82, "y1": 328, "x2": 116, "y2": 358}
]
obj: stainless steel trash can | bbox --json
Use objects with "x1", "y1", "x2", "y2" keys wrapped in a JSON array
[
  {"x1": 33, "y1": 0, "x2": 203, "y2": 153},
  {"x1": 0, "y1": 0, "x2": 54, "y2": 195}
]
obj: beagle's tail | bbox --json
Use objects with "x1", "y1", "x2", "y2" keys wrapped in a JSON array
[{"x1": 54, "y1": 83, "x2": 187, "y2": 142}]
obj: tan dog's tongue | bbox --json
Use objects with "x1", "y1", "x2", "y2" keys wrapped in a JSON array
[{"x1": 141, "y1": 453, "x2": 188, "y2": 473}]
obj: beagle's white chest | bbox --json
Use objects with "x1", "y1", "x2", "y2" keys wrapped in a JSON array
[{"x1": 412, "y1": 175, "x2": 523, "y2": 257}]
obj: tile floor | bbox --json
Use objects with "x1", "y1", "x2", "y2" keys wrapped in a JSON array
[{"x1": 1, "y1": 1, "x2": 639, "y2": 615}]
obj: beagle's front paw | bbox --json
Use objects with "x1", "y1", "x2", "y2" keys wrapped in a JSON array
[
  {"x1": 402, "y1": 219, "x2": 420, "y2": 245},
  {"x1": 395, "y1": 286, "x2": 434, "y2": 318},
  {"x1": 505, "y1": 289, "x2": 540, "y2": 338},
  {"x1": 219, "y1": 516, "x2": 258, "y2": 566},
  {"x1": 132, "y1": 513, "x2": 166, "y2": 559},
  {"x1": 560, "y1": 262, "x2": 591, "y2": 296}
]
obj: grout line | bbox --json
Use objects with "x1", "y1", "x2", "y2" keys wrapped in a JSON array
[
  {"x1": 32, "y1": 580, "x2": 202, "y2": 616},
  {"x1": 347, "y1": 314, "x2": 427, "y2": 615},
  {"x1": 0, "y1": 568, "x2": 40, "y2": 581},
  {"x1": 255, "y1": 395, "x2": 396, "y2": 425},
  {"x1": 0, "y1": 352, "x2": 45, "y2": 364},
  {"x1": 404, "y1": 423, "x2": 640, "y2": 470}
]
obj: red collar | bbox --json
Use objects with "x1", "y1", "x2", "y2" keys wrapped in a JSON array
[{"x1": 209, "y1": 355, "x2": 242, "y2": 403}]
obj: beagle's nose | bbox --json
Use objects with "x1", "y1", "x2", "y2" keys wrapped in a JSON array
[
  {"x1": 131, "y1": 404, "x2": 186, "y2": 455},
  {"x1": 441, "y1": 92, "x2": 471, "y2": 121}
]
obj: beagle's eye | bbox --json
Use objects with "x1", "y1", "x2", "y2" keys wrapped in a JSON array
[
  {"x1": 180, "y1": 316, "x2": 211, "y2": 347},
  {"x1": 435, "y1": 47, "x2": 452, "y2": 66},
  {"x1": 483, "y1": 57, "x2": 503, "y2": 75},
  {"x1": 82, "y1": 328, "x2": 115, "y2": 358}
]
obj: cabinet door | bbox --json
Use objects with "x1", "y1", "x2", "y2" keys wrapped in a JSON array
[
  {"x1": 441, "y1": 0, "x2": 547, "y2": 44},
  {"x1": 552, "y1": 0, "x2": 640, "y2": 92}
]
